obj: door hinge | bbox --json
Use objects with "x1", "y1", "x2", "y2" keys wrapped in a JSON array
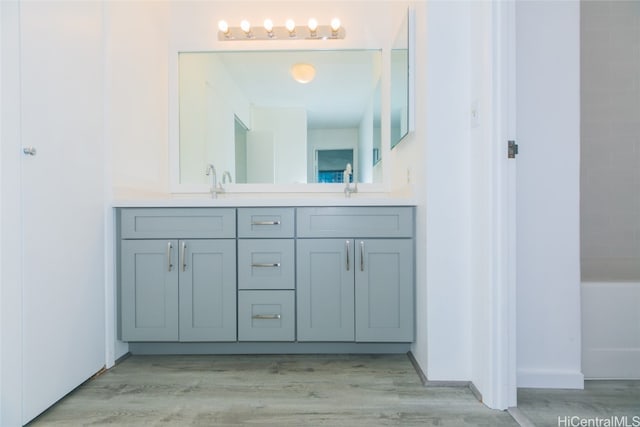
[{"x1": 508, "y1": 140, "x2": 518, "y2": 159}]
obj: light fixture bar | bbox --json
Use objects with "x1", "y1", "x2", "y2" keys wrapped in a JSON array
[{"x1": 217, "y1": 21, "x2": 345, "y2": 41}]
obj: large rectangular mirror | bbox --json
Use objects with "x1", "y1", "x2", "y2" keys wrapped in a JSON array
[{"x1": 179, "y1": 50, "x2": 382, "y2": 185}]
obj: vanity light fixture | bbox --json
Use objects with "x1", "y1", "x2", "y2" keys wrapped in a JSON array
[{"x1": 216, "y1": 18, "x2": 345, "y2": 41}]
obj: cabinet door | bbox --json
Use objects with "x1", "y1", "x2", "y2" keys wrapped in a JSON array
[
  {"x1": 179, "y1": 239, "x2": 237, "y2": 341},
  {"x1": 355, "y1": 239, "x2": 414, "y2": 342},
  {"x1": 121, "y1": 240, "x2": 179, "y2": 341},
  {"x1": 297, "y1": 239, "x2": 355, "y2": 341}
]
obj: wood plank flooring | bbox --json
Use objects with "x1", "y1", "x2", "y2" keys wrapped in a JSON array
[
  {"x1": 27, "y1": 354, "x2": 518, "y2": 426},
  {"x1": 517, "y1": 381, "x2": 640, "y2": 427}
]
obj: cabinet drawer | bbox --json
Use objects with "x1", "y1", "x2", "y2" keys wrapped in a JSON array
[
  {"x1": 237, "y1": 208, "x2": 294, "y2": 238},
  {"x1": 297, "y1": 207, "x2": 413, "y2": 238},
  {"x1": 120, "y1": 208, "x2": 236, "y2": 239},
  {"x1": 238, "y1": 291, "x2": 295, "y2": 341},
  {"x1": 238, "y1": 240, "x2": 294, "y2": 290}
]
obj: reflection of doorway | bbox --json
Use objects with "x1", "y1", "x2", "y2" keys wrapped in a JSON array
[
  {"x1": 315, "y1": 149, "x2": 353, "y2": 183},
  {"x1": 234, "y1": 116, "x2": 248, "y2": 184}
]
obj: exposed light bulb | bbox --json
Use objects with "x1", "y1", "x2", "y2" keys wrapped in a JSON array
[
  {"x1": 330, "y1": 17, "x2": 341, "y2": 32},
  {"x1": 218, "y1": 20, "x2": 229, "y2": 34},
  {"x1": 240, "y1": 20, "x2": 251, "y2": 34},
  {"x1": 307, "y1": 18, "x2": 318, "y2": 32},
  {"x1": 263, "y1": 18, "x2": 274, "y2": 33},
  {"x1": 285, "y1": 19, "x2": 296, "y2": 34}
]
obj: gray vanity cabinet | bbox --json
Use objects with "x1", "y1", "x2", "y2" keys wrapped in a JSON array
[
  {"x1": 296, "y1": 207, "x2": 415, "y2": 343},
  {"x1": 119, "y1": 208, "x2": 236, "y2": 342}
]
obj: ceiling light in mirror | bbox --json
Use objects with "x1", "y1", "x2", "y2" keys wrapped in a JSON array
[{"x1": 291, "y1": 63, "x2": 316, "y2": 84}]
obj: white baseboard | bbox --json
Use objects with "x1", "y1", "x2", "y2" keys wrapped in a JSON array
[
  {"x1": 517, "y1": 369, "x2": 584, "y2": 389},
  {"x1": 582, "y1": 282, "x2": 640, "y2": 379}
]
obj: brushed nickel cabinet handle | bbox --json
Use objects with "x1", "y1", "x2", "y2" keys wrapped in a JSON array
[
  {"x1": 252, "y1": 314, "x2": 281, "y2": 320},
  {"x1": 360, "y1": 241, "x2": 365, "y2": 272},
  {"x1": 167, "y1": 242, "x2": 173, "y2": 272},
  {"x1": 251, "y1": 220, "x2": 281, "y2": 226},
  {"x1": 251, "y1": 263, "x2": 281, "y2": 268},
  {"x1": 181, "y1": 242, "x2": 187, "y2": 272},
  {"x1": 346, "y1": 240, "x2": 350, "y2": 271}
]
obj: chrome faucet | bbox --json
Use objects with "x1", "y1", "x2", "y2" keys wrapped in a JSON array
[
  {"x1": 222, "y1": 171, "x2": 232, "y2": 184},
  {"x1": 205, "y1": 163, "x2": 219, "y2": 198},
  {"x1": 343, "y1": 163, "x2": 358, "y2": 198}
]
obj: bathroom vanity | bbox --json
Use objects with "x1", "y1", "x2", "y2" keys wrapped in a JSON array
[{"x1": 116, "y1": 202, "x2": 415, "y2": 354}]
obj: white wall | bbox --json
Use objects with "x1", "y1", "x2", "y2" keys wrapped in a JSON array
[
  {"x1": 516, "y1": 1, "x2": 583, "y2": 389},
  {"x1": 108, "y1": 1, "x2": 170, "y2": 195},
  {"x1": 421, "y1": 0, "x2": 472, "y2": 382}
]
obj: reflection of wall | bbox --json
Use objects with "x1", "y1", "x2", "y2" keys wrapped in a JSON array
[
  {"x1": 251, "y1": 107, "x2": 307, "y2": 184},
  {"x1": 246, "y1": 131, "x2": 274, "y2": 183},
  {"x1": 179, "y1": 54, "x2": 250, "y2": 185},
  {"x1": 234, "y1": 118, "x2": 247, "y2": 183},
  {"x1": 359, "y1": 100, "x2": 374, "y2": 183},
  {"x1": 307, "y1": 128, "x2": 359, "y2": 183}
]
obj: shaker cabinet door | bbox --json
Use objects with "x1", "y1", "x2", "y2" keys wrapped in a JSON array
[
  {"x1": 121, "y1": 240, "x2": 179, "y2": 341},
  {"x1": 179, "y1": 239, "x2": 237, "y2": 341},
  {"x1": 296, "y1": 239, "x2": 355, "y2": 341},
  {"x1": 355, "y1": 239, "x2": 414, "y2": 342}
]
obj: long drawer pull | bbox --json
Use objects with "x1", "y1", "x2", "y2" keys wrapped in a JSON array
[
  {"x1": 251, "y1": 263, "x2": 281, "y2": 268},
  {"x1": 252, "y1": 314, "x2": 281, "y2": 320},
  {"x1": 252, "y1": 220, "x2": 281, "y2": 226},
  {"x1": 360, "y1": 241, "x2": 365, "y2": 272},
  {"x1": 167, "y1": 242, "x2": 173, "y2": 272}
]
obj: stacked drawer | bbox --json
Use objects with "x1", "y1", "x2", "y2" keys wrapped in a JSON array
[{"x1": 237, "y1": 208, "x2": 295, "y2": 341}]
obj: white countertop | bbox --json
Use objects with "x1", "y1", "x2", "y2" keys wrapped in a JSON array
[{"x1": 112, "y1": 192, "x2": 417, "y2": 208}]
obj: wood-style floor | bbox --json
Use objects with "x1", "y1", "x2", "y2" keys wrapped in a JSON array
[
  {"x1": 27, "y1": 354, "x2": 518, "y2": 426},
  {"x1": 517, "y1": 381, "x2": 640, "y2": 426}
]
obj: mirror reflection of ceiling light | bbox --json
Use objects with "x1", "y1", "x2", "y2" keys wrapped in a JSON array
[
  {"x1": 216, "y1": 18, "x2": 344, "y2": 41},
  {"x1": 291, "y1": 63, "x2": 316, "y2": 84}
]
